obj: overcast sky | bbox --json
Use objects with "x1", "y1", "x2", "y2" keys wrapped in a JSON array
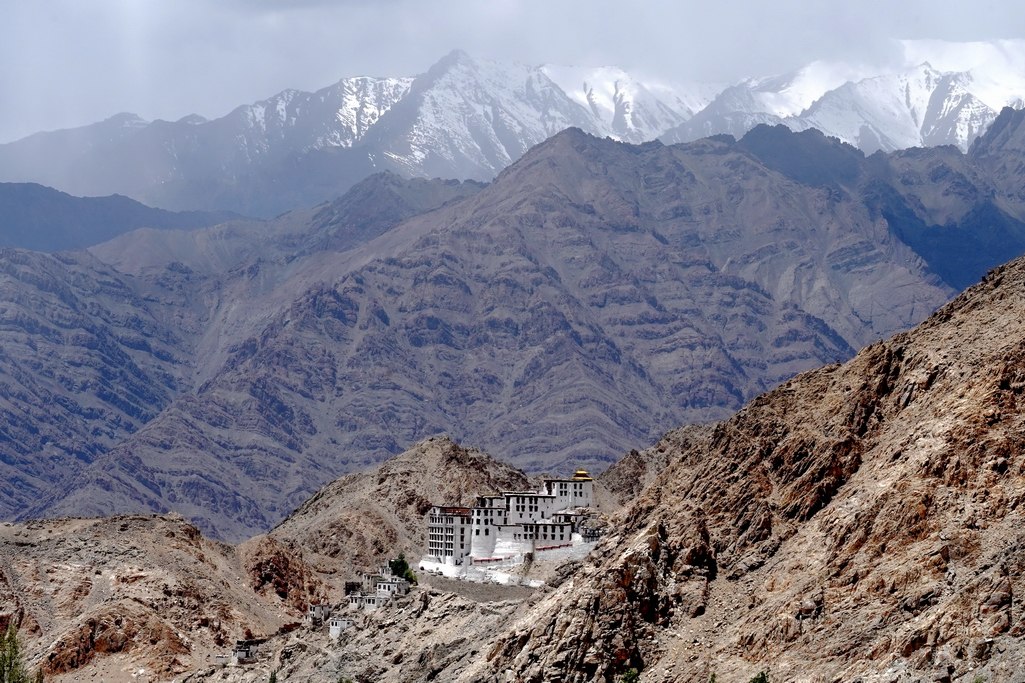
[{"x1": 2, "y1": 0, "x2": 1024, "y2": 143}]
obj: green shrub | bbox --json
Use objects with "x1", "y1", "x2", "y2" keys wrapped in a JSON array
[
  {"x1": 389, "y1": 554, "x2": 418, "y2": 585},
  {"x1": 0, "y1": 624, "x2": 40, "y2": 683},
  {"x1": 749, "y1": 672, "x2": 769, "y2": 683},
  {"x1": 621, "y1": 668, "x2": 640, "y2": 683}
]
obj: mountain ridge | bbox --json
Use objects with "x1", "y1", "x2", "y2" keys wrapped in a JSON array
[{"x1": 19, "y1": 123, "x2": 965, "y2": 540}]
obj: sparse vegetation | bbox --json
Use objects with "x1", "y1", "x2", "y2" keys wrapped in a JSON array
[
  {"x1": 621, "y1": 668, "x2": 640, "y2": 683},
  {"x1": 389, "y1": 554, "x2": 418, "y2": 585},
  {"x1": 0, "y1": 624, "x2": 41, "y2": 683}
]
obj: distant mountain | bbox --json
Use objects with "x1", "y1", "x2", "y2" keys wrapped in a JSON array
[
  {"x1": 664, "y1": 40, "x2": 1025, "y2": 153},
  {"x1": 5, "y1": 43, "x2": 1021, "y2": 218},
  {"x1": 0, "y1": 51, "x2": 705, "y2": 217},
  {"x1": 0, "y1": 249, "x2": 194, "y2": 518},
  {"x1": 5, "y1": 111, "x2": 1025, "y2": 541},
  {"x1": 22, "y1": 124, "x2": 971, "y2": 541},
  {"x1": 0, "y1": 182, "x2": 237, "y2": 251}
]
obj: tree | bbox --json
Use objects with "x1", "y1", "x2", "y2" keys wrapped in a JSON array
[
  {"x1": 388, "y1": 555, "x2": 417, "y2": 585},
  {"x1": 0, "y1": 624, "x2": 37, "y2": 683},
  {"x1": 268, "y1": 671, "x2": 277, "y2": 683},
  {"x1": 749, "y1": 673, "x2": 769, "y2": 683}
]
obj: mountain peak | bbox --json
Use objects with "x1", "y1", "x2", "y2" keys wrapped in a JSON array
[
  {"x1": 429, "y1": 48, "x2": 475, "y2": 73},
  {"x1": 969, "y1": 105, "x2": 1025, "y2": 157}
]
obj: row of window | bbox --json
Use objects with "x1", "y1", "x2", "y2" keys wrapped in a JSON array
[{"x1": 511, "y1": 531, "x2": 567, "y2": 541}]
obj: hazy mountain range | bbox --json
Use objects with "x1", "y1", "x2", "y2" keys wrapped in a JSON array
[
  {"x1": 0, "y1": 41, "x2": 1022, "y2": 217},
  {"x1": 0, "y1": 107, "x2": 1021, "y2": 540}
]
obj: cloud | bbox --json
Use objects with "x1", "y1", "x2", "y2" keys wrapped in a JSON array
[{"x1": 2, "y1": 0, "x2": 1024, "y2": 143}]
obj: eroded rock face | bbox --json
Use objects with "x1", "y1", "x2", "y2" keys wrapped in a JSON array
[
  {"x1": 0, "y1": 515, "x2": 310, "y2": 681},
  {"x1": 43, "y1": 605, "x2": 190, "y2": 676},
  {"x1": 487, "y1": 519, "x2": 716, "y2": 683},
  {"x1": 240, "y1": 536, "x2": 323, "y2": 612}
]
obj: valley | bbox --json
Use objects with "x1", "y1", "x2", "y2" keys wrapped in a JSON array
[{"x1": 2, "y1": 21, "x2": 1025, "y2": 682}]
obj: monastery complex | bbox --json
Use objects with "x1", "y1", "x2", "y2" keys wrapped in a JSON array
[{"x1": 418, "y1": 468, "x2": 597, "y2": 578}]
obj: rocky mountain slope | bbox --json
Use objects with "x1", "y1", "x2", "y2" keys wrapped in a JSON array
[
  {"x1": 479, "y1": 248, "x2": 1025, "y2": 683},
  {"x1": 0, "y1": 183, "x2": 237, "y2": 251},
  {"x1": 21, "y1": 123, "x2": 969, "y2": 541},
  {"x1": 0, "y1": 514, "x2": 315, "y2": 682},
  {"x1": 0, "y1": 436, "x2": 535, "y2": 682},
  {"x1": 0, "y1": 249, "x2": 199, "y2": 520},
  {"x1": 2, "y1": 42, "x2": 1023, "y2": 217},
  {"x1": 0, "y1": 175, "x2": 479, "y2": 533},
  {"x1": 735, "y1": 108, "x2": 1025, "y2": 291}
]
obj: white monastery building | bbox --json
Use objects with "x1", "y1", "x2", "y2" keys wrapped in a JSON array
[{"x1": 419, "y1": 469, "x2": 595, "y2": 574}]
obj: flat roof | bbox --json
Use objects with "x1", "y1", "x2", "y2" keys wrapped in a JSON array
[{"x1": 431, "y1": 505, "x2": 472, "y2": 516}]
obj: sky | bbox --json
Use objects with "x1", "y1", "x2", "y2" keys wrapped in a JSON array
[{"x1": 2, "y1": 0, "x2": 1024, "y2": 143}]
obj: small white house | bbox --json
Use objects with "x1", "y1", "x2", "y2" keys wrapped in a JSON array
[
  {"x1": 232, "y1": 640, "x2": 259, "y2": 664},
  {"x1": 376, "y1": 577, "x2": 411, "y2": 596},
  {"x1": 329, "y1": 617, "x2": 353, "y2": 640}
]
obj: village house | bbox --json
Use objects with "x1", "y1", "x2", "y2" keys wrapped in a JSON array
[
  {"x1": 329, "y1": 616, "x2": 354, "y2": 640},
  {"x1": 419, "y1": 468, "x2": 595, "y2": 573},
  {"x1": 232, "y1": 638, "x2": 263, "y2": 664},
  {"x1": 307, "y1": 602, "x2": 331, "y2": 627},
  {"x1": 345, "y1": 564, "x2": 412, "y2": 611}
]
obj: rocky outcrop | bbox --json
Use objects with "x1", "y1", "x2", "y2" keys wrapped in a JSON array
[
  {"x1": 239, "y1": 536, "x2": 323, "y2": 613},
  {"x1": 597, "y1": 425, "x2": 713, "y2": 508},
  {"x1": 268, "y1": 435, "x2": 531, "y2": 593},
  {"x1": 0, "y1": 515, "x2": 309, "y2": 681}
]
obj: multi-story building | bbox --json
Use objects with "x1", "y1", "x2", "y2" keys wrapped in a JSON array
[
  {"x1": 425, "y1": 505, "x2": 473, "y2": 566},
  {"x1": 420, "y1": 468, "x2": 594, "y2": 571}
]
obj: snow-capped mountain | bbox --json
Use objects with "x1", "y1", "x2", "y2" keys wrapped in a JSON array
[
  {"x1": 365, "y1": 50, "x2": 598, "y2": 179},
  {"x1": 539, "y1": 64, "x2": 715, "y2": 142},
  {"x1": 223, "y1": 76, "x2": 413, "y2": 157},
  {"x1": 664, "y1": 39, "x2": 1025, "y2": 152},
  {"x1": 1, "y1": 43, "x2": 1023, "y2": 216},
  {"x1": 0, "y1": 50, "x2": 702, "y2": 215}
]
